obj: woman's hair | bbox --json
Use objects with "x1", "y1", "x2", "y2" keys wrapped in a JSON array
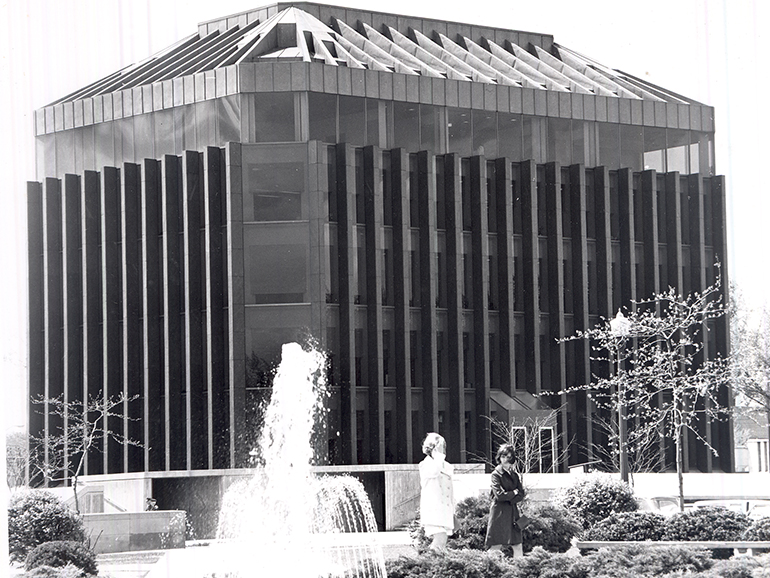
[
  {"x1": 496, "y1": 443, "x2": 515, "y2": 464},
  {"x1": 422, "y1": 432, "x2": 445, "y2": 456}
]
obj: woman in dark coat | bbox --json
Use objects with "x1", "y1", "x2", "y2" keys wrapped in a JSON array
[{"x1": 485, "y1": 443, "x2": 525, "y2": 556}]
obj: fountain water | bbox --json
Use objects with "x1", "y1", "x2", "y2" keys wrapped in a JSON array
[{"x1": 216, "y1": 343, "x2": 387, "y2": 578}]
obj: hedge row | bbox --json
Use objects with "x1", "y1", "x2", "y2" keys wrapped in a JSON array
[{"x1": 387, "y1": 545, "x2": 770, "y2": 578}]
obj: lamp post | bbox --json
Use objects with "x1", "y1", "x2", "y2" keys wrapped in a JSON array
[{"x1": 610, "y1": 310, "x2": 631, "y2": 483}]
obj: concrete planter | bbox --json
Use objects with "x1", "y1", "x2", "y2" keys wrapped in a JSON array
[{"x1": 83, "y1": 510, "x2": 186, "y2": 554}]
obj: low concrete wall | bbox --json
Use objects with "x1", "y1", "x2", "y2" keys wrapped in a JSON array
[{"x1": 83, "y1": 510, "x2": 186, "y2": 554}]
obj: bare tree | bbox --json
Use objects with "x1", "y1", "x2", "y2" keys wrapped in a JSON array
[
  {"x1": 481, "y1": 408, "x2": 572, "y2": 476},
  {"x1": 730, "y1": 287, "x2": 770, "y2": 467},
  {"x1": 587, "y1": 413, "x2": 663, "y2": 477},
  {"x1": 29, "y1": 391, "x2": 142, "y2": 514},
  {"x1": 6, "y1": 431, "x2": 30, "y2": 488},
  {"x1": 562, "y1": 269, "x2": 731, "y2": 511}
]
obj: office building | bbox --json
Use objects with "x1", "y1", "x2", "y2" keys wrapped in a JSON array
[{"x1": 28, "y1": 3, "x2": 732, "y2": 490}]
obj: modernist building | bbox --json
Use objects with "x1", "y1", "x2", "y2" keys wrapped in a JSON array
[{"x1": 28, "y1": 2, "x2": 733, "y2": 486}]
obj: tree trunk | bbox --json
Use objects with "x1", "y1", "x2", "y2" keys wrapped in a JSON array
[
  {"x1": 73, "y1": 475, "x2": 80, "y2": 514},
  {"x1": 676, "y1": 427, "x2": 685, "y2": 512},
  {"x1": 766, "y1": 408, "x2": 770, "y2": 472}
]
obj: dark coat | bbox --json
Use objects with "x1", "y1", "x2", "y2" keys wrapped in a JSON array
[{"x1": 484, "y1": 465, "x2": 525, "y2": 547}]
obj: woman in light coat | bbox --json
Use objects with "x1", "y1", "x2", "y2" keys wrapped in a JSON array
[
  {"x1": 485, "y1": 443, "x2": 525, "y2": 556},
  {"x1": 419, "y1": 432, "x2": 455, "y2": 553}
]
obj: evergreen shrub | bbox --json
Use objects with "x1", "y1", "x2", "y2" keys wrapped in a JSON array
[
  {"x1": 743, "y1": 517, "x2": 770, "y2": 541},
  {"x1": 22, "y1": 566, "x2": 63, "y2": 578},
  {"x1": 385, "y1": 549, "x2": 513, "y2": 578},
  {"x1": 556, "y1": 475, "x2": 638, "y2": 529},
  {"x1": 452, "y1": 494, "x2": 492, "y2": 550},
  {"x1": 663, "y1": 507, "x2": 751, "y2": 559},
  {"x1": 582, "y1": 511, "x2": 666, "y2": 542},
  {"x1": 22, "y1": 563, "x2": 86, "y2": 578},
  {"x1": 521, "y1": 503, "x2": 582, "y2": 553},
  {"x1": 25, "y1": 541, "x2": 98, "y2": 576},
  {"x1": 8, "y1": 490, "x2": 87, "y2": 563}
]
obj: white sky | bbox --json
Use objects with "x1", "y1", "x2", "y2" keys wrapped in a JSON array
[{"x1": 0, "y1": 0, "x2": 767, "y2": 433}]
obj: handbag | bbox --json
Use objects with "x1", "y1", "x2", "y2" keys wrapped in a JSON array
[{"x1": 515, "y1": 515, "x2": 532, "y2": 530}]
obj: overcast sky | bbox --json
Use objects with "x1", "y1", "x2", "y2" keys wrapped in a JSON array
[{"x1": 1, "y1": 0, "x2": 767, "y2": 432}]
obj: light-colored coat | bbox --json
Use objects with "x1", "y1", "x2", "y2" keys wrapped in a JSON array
[{"x1": 419, "y1": 454, "x2": 455, "y2": 532}]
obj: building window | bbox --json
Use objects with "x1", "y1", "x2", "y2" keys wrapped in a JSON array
[
  {"x1": 253, "y1": 92, "x2": 296, "y2": 143},
  {"x1": 248, "y1": 244, "x2": 306, "y2": 304}
]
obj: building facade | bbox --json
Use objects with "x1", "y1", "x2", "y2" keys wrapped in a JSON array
[{"x1": 28, "y1": 3, "x2": 733, "y2": 480}]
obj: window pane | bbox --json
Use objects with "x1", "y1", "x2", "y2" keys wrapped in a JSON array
[
  {"x1": 243, "y1": 144, "x2": 306, "y2": 221},
  {"x1": 522, "y1": 116, "x2": 545, "y2": 163},
  {"x1": 218, "y1": 94, "x2": 241, "y2": 145},
  {"x1": 548, "y1": 118, "x2": 571, "y2": 165},
  {"x1": 309, "y1": 92, "x2": 337, "y2": 143},
  {"x1": 393, "y1": 101, "x2": 419, "y2": 151},
  {"x1": 498, "y1": 112, "x2": 522, "y2": 160},
  {"x1": 134, "y1": 113, "x2": 154, "y2": 161},
  {"x1": 366, "y1": 98, "x2": 380, "y2": 147},
  {"x1": 473, "y1": 109, "x2": 496, "y2": 157},
  {"x1": 420, "y1": 104, "x2": 441, "y2": 153},
  {"x1": 619, "y1": 124, "x2": 643, "y2": 171},
  {"x1": 643, "y1": 126, "x2": 666, "y2": 172},
  {"x1": 95, "y1": 121, "x2": 114, "y2": 170},
  {"x1": 249, "y1": 243, "x2": 307, "y2": 303},
  {"x1": 666, "y1": 128, "x2": 690, "y2": 173},
  {"x1": 448, "y1": 107, "x2": 472, "y2": 156},
  {"x1": 598, "y1": 122, "x2": 620, "y2": 168},
  {"x1": 196, "y1": 100, "x2": 217, "y2": 148},
  {"x1": 253, "y1": 92, "x2": 295, "y2": 142},
  {"x1": 339, "y1": 95, "x2": 365, "y2": 146}
]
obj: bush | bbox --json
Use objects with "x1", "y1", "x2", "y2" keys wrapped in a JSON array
[
  {"x1": 23, "y1": 563, "x2": 85, "y2": 578},
  {"x1": 663, "y1": 507, "x2": 751, "y2": 560},
  {"x1": 8, "y1": 490, "x2": 87, "y2": 563},
  {"x1": 452, "y1": 495, "x2": 491, "y2": 550},
  {"x1": 25, "y1": 541, "x2": 98, "y2": 576},
  {"x1": 410, "y1": 495, "x2": 492, "y2": 552},
  {"x1": 386, "y1": 549, "x2": 514, "y2": 578},
  {"x1": 743, "y1": 517, "x2": 770, "y2": 541},
  {"x1": 505, "y1": 546, "x2": 580, "y2": 578},
  {"x1": 412, "y1": 495, "x2": 581, "y2": 555},
  {"x1": 663, "y1": 507, "x2": 750, "y2": 542},
  {"x1": 521, "y1": 503, "x2": 582, "y2": 554},
  {"x1": 700, "y1": 556, "x2": 761, "y2": 578},
  {"x1": 583, "y1": 511, "x2": 667, "y2": 542},
  {"x1": 573, "y1": 545, "x2": 714, "y2": 577},
  {"x1": 22, "y1": 567, "x2": 63, "y2": 578},
  {"x1": 556, "y1": 475, "x2": 638, "y2": 529}
]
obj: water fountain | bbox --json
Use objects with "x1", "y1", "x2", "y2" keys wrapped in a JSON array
[{"x1": 215, "y1": 343, "x2": 387, "y2": 578}]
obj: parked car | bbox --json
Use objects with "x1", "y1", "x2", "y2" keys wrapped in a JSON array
[
  {"x1": 692, "y1": 499, "x2": 770, "y2": 519},
  {"x1": 638, "y1": 496, "x2": 685, "y2": 516}
]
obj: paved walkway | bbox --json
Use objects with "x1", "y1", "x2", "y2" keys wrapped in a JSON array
[{"x1": 95, "y1": 532, "x2": 416, "y2": 578}]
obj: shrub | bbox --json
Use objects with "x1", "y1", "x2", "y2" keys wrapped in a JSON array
[
  {"x1": 452, "y1": 495, "x2": 491, "y2": 550},
  {"x1": 572, "y1": 545, "x2": 714, "y2": 577},
  {"x1": 505, "y1": 546, "x2": 581, "y2": 578},
  {"x1": 556, "y1": 475, "x2": 638, "y2": 529},
  {"x1": 23, "y1": 563, "x2": 85, "y2": 578},
  {"x1": 663, "y1": 507, "x2": 751, "y2": 559},
  {"x1": 22, "y1": 567, "x2": 63, "y2": 578},
  {"x1": 410, "y1": 495, "x2": 491, "y2": 552},
  {"x1": 701, "y1": 556, "x2": 761, "y2": 578},
  {"x1": 25, "y1": 541, "x2": 98, "y2": 576},
  {"x1": 583, "y1": 511, "x2": 667, "y2": 542},
  {"x1": 386, "y1": 550, "x2": 514, "y2": 578},
  {"x1": 743, "y1": 517, "x2": 770, "y2": 541},
  {"x1": 521, "y1": 503, "x2": 582, "y2": 554},
  {"x1": 8, "y1": 490, "x2": 87, "y2": 563}
]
